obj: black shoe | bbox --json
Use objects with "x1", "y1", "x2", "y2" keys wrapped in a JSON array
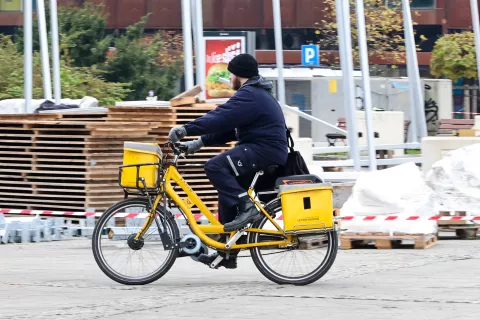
[
  {"x1": 196, "y1": 251, "x2": 238, "y2": 269},
  {"x1": 223, "y1": 199, "x2": 262, "y2": 232}
]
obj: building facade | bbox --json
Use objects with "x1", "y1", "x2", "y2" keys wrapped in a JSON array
[{"x1": 0, "y1": 0, "x2": 479, "y2": 66}]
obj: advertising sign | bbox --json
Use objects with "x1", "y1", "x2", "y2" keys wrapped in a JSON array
[{"x1": 203, "y1": 31, "x2": 255, "y2": 99}]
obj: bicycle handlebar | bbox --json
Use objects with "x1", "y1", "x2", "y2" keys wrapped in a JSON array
[{"x1": 166, "y1": 141, "x2": 188, "y2": 156}]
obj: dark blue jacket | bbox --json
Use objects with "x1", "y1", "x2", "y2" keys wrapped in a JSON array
[{"x1": 183, "y1": 76, "x2": 288, "y2": 166}]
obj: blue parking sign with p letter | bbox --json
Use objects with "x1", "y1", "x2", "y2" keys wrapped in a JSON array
[{"x1": 301, "y1": 45, "x2": 319, "y2": 66}]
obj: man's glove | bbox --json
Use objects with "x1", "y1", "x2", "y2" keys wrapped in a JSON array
[
  {"x1": 184, "y1": 138, "x2": 204, "y2": 155},
  {"x1": 168, "y1": 126, "x2": 187, "y2": 143}
]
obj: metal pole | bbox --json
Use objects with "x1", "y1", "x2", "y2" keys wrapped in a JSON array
[
  {"x1": 191, "y1": 0, "x2": 198, "y2": 82},
  {"x1": 405, "y1": 50, "x2": 418, "y2": 143},
  {"x1": 24, "y1": 0, "x2": 33, "y2": 113},
  {"x1": 181, "y1": 0, "x2": 194, "y2": 90},
  {"x1": 272, "y1": 0, "x2": 286, "y2": 107},
  {"x1": 50, "y1": 0, "x2": 62, "y2": 104},
  {"x1": 470, "y1": 0, "x2": 480, "y2": 102},
  {"x1": 355, "y1": 0, "x2": 377, "y2": 171},
  {"x1": 37, "y1": 0, "x2": 52, "y2": 100},
  {"x1": 336, "y1": 0, "x2": 361, "y2": 171},
  {"x1": 192, "y1": 0, "x2": 206, "y2": 100},
  {"x1": 402, "y1": 0, "x2": 428, "y2": 138}
]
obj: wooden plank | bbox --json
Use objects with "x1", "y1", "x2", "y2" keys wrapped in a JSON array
[
  {"x1": 0, "y1": 114, "x2": 60, "y2": 119},
  {"x1": 0, "y1": 197, "x2": 88, "y2": 205},
  {"x1": 170, "y1": 85, "x2": 202, "y2": 100},
  {"x1": 0, "y1": 120, "x2": 159, "y2": 126},
  {"x1": 0, "y1": 202, "x2": 86, "y2": 210},
  {"x1": 440, "y1": 119, "x2": 475, "y2": 125},
  {"x1": 174, "y1": 105, "x2": 217, "y2": 110},
  {"x1": 0, "y1": 179, "x2": 119, "y2": 189},
  {"x1": 0, "y1": 174, "x2": 115, "y2": 182},
  {"x1": 2, "y1": 163, "x2": 121, "y2": 170},
  {"x1": 439, "y1": 124, "x2": 473, "y2": 129},
  {"x1": 170, "y1": 96, "x2": 199, "y2": 107},
  {"x1": 0, "y1": 185, "x2": 122, "y2": 195}
]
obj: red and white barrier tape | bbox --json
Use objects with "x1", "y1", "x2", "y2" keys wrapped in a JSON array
[
  {"x1": 0, "y1": 209, "x2": 208, "y2": 220},
  {"x1": 1, "y1": 209, "x2": 479, "y2": 222},
  {"x1": 338, "y1": 215, "x2": 480, "y2": 221}
]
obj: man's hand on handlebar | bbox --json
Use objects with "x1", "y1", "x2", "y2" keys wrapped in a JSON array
[
  {"x1": 166, "y1": 141, "x2": 188, "y2": 156},
  {"x1": 183, "y1": 139, "x2": 204, "y2": 155},
  {"x1": 166, "y1": 135, "x2": 203, "y2": 156}
]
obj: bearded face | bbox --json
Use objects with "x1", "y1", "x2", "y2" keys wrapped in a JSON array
[
  {"x1": 232, "y1": 77, "x2": 242, "y2": 91},
  {"x1": 230, "y1": 73, "x2": 242, "y2": 91}
]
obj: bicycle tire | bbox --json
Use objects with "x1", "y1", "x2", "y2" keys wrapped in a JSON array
[
  {"x1": 249, "y1": 198, "x2": 339, "y2": 286},
  {"x1": 92, "y1": 198, "x2": 179, "y2": 285}
]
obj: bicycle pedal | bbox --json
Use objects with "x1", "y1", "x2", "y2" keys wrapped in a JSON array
[
  {"x1": 210, "y1": 255, "x2": 224, "y2": 269},
  {"x1": 225, "y1": 227, "x2": 248, "y2": 249}
]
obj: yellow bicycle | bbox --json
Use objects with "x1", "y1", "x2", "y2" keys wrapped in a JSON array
[{"x1": 92, "y1": 141, "x2": 339, "y2": 285}]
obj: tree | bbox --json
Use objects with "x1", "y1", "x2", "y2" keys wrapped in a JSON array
[
  {"x1": 13, "y1": 2, "x2": 184, "y2": 102},
  {"x1": 101, "y1": 16, "x2": 184, "y2": 101},
  {"x1": 0, "y1": 35, "x2": 129, "y2": 106},
  {"x1": 430, "y1": 32, "x2": 477, "y2": 81},
  {"x1": 315, "y1": 0, "x2": 424, "y2": 67},
  {"x1": 15, "y1": 1, "x2": 111, "y2": 68}
]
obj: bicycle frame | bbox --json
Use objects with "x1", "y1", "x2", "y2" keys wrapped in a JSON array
[{"x1": 137, "y1": 163, "x2": 290, "y2": 251}]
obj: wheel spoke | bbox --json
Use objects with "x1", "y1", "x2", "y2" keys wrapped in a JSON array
[
  {"x1": 92, "y1": 199, "x2": 178, "y2": 285},
  {"x1": 249, "y1": 199, "x2": 338, "y2": 285}
]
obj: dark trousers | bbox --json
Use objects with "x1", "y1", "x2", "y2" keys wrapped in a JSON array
[{"x1": 204, "y1": 144, "x2": 272, "y2": 224}]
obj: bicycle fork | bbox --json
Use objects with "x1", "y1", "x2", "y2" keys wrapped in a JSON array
[{"x1": 134, "y1": 178, "x2": 177, "y2": 250}]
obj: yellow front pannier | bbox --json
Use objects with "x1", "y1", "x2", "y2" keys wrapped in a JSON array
[
  {"x1": 120, "y1": 142, "x2": 162, "y2": 189},
  {"x1": 279, "y1": 183, "x2": 334, "y2": 233}
]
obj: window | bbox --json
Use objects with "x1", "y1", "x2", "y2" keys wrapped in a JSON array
[
  {"x1": 383, "y1": 0, "x2": 435, "y2": 9},
  {"x1": 411, "y1": 0, "x2": 435, "y2": 9}
]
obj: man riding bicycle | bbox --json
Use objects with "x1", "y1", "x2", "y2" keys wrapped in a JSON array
[{"x1": 169, "y1": 53, "x2": 288, "y2": 269}]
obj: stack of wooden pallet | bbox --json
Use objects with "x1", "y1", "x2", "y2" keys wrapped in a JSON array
[
  {"x1": 0, "y1": 113, "x2": 160, "y2": 212},
  {"x1": 0, "y1": 86, "x2": 229, "y2": 214}
]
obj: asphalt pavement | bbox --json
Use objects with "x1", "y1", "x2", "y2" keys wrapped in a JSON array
[{"x1": 0, "y1": 237, "x2": 478, "y2": 320}]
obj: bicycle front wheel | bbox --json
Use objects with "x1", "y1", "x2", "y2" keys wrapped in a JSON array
[
  {"x1": 92, "y1": 198, "x2": 179, "y2": 285},
  {"x1": 249, "y1": 198, "x2": 338, "y2": 286}
]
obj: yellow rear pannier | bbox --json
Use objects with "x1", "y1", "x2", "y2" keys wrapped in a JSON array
[
  {"x1": 279, "y1": 183, "x2": 334, "y2": 233},
  {"x1": 120, "y1": 142, "x2": 162, "y2": 189}
]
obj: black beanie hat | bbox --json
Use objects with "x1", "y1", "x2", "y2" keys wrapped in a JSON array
[{"x1": 228, "y1": 53, "x2": 259, "y2": 79}]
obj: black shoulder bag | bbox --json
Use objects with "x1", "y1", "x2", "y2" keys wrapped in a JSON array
[{"x1": 281, "y1": 127, "x2": 310, "y2": 176}]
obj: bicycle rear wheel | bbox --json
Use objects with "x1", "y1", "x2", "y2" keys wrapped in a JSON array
[
  {"x1": 92, "y1": 198, "x2": 179, "y2": 285},
  {"x1": 249, "y1": 199, "x2": 338, "y2": 285}
]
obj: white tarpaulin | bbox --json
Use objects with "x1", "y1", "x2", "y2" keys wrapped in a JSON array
[
  {"x1": 0, "y1": 96, "x2": 99, "y2": 114},
  {"x1": 341, "y1": 162, "x2": 437, "y2": 234},
  {"x1": 425, "y1": 143, "x2": 480, "y2": 213}
]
